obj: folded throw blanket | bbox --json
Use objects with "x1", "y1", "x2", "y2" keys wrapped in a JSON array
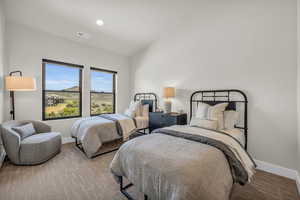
[{"x1": 152, "y1": 126, "x2": 256, "y2": 184}]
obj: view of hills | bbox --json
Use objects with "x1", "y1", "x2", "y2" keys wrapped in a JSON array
[
  {"x1": 61, "y1": 86, "x2": 108, "y2": 93},
  {"x1": 45, "y1": 87, "x2": 113, "y2": 119},
  {"x1": 62, "y1": 86, "x2": 79, "y2": 91}
]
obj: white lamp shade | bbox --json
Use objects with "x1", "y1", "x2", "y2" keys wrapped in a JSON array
[{"x1": 5, "y1": 76, "x2": 36, "y2": 91}]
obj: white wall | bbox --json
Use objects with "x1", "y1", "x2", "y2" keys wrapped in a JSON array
[
  {"x1": 0, "y1": 0, "x2": 6, "y2": 167},
  {"x1": 5, "y1": 22, "x2": 131, "y2": 138},
  {"x1": 131, "y1": 0, "x2": 298, "y2": 170},
  {"x1": 0, "y1": 0, "x2": 5, "y2": 122},
  {"x1": 297, "y1": 0, "x2": 300, "y2": 173}
]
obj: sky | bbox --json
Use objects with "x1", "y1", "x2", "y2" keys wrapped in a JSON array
[
  {"x1": 91, "y1": 70, "x2": 113, "y2": 92},
  {"x1": 45, "y1": 63, "x2": 113, "y2": 92}
]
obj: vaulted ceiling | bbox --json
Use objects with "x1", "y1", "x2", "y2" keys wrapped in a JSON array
[{"x1": 4, "y1": 0, "x2": 202, "y2": 56}]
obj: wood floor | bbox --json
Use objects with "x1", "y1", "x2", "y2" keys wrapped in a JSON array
[{"x1": 0, "y1": 143, "x2": 298, "y2": 200}]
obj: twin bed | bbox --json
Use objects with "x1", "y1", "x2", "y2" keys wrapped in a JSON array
[
  {"x1": 110, "y1": 89, "x2": 256, "y2": 200},
  {"x1": 71, "y1": 93, "x2": 158, "y2": 158},
  {"x1": 71, "y1": 89, "x2": 255, "y2": 200}
]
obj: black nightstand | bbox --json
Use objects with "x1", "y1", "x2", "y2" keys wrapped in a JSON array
[{"x1": 149, "y1": 112, "x2": 187, "y2": 132}]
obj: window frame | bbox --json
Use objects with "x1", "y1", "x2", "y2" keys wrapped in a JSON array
[
  {"x1": 42, "y1": 59, "x2": 83, "y2": 121},
  {"x1": 90, "y1": 67, "x2": 117, "y2": 116}
]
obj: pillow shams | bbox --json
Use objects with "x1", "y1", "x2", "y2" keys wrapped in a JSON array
[
  {"x1": 12, "y1": 123, "x2": 36, "y2": 140},
  {"x1": 224, "y1": 110, "x2": 239, "y2": 129},
  {"x1": 195, "y1": 103, "x2": 210, "y2": 119},
  {"x1": 124, "y1": 108, "x2": 135, "y2": 118},
  {"x1": 141, "y1": 104, "x2": 149, "y2": 117},
  {"x1": 124, "y1": 101, "x2": 142, "y2": 117},
  {"x1": 207, "y1": 103, "x2": 228, "y2": 130}
]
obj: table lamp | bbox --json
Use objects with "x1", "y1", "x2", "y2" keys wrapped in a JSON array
[
  {"x1": 5, "y1": 71, "x2": 36, "y2": 120},
  {"x1": 163, "y1": 87, "x2": 175, "y2": 113}
]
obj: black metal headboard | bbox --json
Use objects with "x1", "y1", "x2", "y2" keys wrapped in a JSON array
[
  {"x1": 134, "y1": 93, "x2": 158, "y2": 112},
  {"x1": 190, "y1": 89, "x2": 248, "y2": 149}
]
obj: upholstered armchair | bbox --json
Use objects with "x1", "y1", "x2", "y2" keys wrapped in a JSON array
[{"x1": 1, "y1": 120, "x2": 61, "y2": 165}]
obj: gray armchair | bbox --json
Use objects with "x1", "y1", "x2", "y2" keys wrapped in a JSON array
[{"x1": 1, "y1": 120, "x2": 61, "y2": 165}]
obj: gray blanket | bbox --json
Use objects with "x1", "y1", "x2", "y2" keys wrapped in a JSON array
[
  {"x1": 152, "y1": 127, "x2": 256, "y2": 184},
  {"x1": 110, "y1": 125, "x2": 256, "y2": 200},
  {"x1": 100, "y1": 114, "x2": 123, "y2": 136}
]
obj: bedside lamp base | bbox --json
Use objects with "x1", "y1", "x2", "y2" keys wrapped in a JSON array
[{"x1": 164, "y1": 100, "x2": 172, "y2": 113}]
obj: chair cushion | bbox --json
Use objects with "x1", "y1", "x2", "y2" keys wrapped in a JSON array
[
  {"x1": 12, "y1": 123, "x2": 36, "y2": 140},
  {"x1": 20, "y1": 132, "x2": 61, "y2": 165}
]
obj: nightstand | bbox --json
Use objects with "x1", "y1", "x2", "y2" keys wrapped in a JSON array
[{"x1": 149, "y1": 112, "x2": 187, "y2": 132}]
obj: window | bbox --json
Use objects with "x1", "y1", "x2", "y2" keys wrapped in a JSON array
[
  {"x1": 42, "y1": 59, "x2": 83, "y2": 120},
  {"x1": 90, "y1": 67, "x2": 116, "y2": 115}
]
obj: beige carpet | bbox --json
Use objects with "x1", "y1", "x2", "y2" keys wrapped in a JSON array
[{"x1": 0, "y1": 143, "x2": 298, "y2": 200}]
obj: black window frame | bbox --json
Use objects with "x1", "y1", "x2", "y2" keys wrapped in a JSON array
[
  {"x1": 42, "y1": 59, "x2": 83, "y2": 121},
  {"x1": 90, "y1": 67, "x2": 117, "y2": 116}
]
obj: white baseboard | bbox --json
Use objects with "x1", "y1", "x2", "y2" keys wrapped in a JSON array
[
  {"x1": 296, "y1": 174, "x2": 300, "y2": 195},
  {"x1": 62, "y1": 137, "x2": 75, "y2": 144},
  {"x1": 255, "y1": 159, "x2": 300, "y2": 194}
]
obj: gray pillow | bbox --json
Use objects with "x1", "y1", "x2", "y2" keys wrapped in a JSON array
[{"x1": 12, "y1": 123, "x2": 36, "y2": 140}]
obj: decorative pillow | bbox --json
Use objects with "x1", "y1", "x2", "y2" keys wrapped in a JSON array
[
  {"x1": 195, "y1": 103, "x2": 210, "y2": 119},
  {"x1": 224, "y1": 110, "x2": 239, "y2": 129},
  {"x1": 190, "y1": 118, "x2": 218, "y2": 130},
  {"x1": 207, "y1": 103, "x2": 228, "y2": 130},
  {"x1": 124, "y1": 101, "x2": 142, "y2": 117},
  {"x1": 141, "y1": 104, "x2": 149, "y2": 117},
  {"x1": 12, "y1": 123, "x2": 36, "y2": 140},
  {"x1": 124, "y1": 108, "x2": 135, "y2": 118}
]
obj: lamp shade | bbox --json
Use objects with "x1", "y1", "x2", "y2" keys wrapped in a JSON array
[
  {"x1": 5, "y1": 76, "x2": 36, "y2": 91},
  {"x1": 163, "y1": 87, "x2": 175, "y2": 98}
]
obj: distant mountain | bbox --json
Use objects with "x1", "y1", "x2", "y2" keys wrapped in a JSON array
[
  {"x1": 90, "y1": 90, "x2": 105, "y2": 93},
  {"x1": 63, "y1": 86, "x2": 109, "y2": 93},
  {"x1": 63, "y1": 86, "x2": 79, "y2": 91}
]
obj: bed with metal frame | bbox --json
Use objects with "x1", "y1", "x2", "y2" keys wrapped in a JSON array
[
  {"x1": 190, "y1": 89, "x2": 248, "y2": 149},
  {"x1": 118, "y1": 89, "x2": 248, "y2": 199},
  {"x1": 134, "y1": 92, "x2": 158, "y2": 134},
  {"x1": 74, "y1": 92, "x2": 158, "y2": 158}
]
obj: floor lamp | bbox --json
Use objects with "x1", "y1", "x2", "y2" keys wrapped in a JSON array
[{"x1": 5, "y1": 71, "x2": 36, "y2": 120}]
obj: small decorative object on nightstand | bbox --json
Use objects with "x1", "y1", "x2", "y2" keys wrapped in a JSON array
[{"x1": 149, "y1": 112, "x2": 187, "y2": 132}]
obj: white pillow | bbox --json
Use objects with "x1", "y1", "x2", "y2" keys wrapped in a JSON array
[
  {"x1": 224, "y1": 110, "x2": 239, "y2": 129},
  {"x1": 195, "y1": 103, "x2": 210, "y2": 119},
  {"x1": 124, "y1": 101, "x2": 142, "y2": 117},
  {"x1": 190, "y1": 118, "x2": 218, "y2": 130},
  {"x1": 207, "y1": 103, "x2": 228, "y2": 130},
  {"x1": 124, "y1": 108, "x2": 135, "y2": 118}
]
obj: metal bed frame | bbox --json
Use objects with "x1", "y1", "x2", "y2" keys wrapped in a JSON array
[
  {"x1": 119, "y1": 89, "x2": 248, "y2": 200},
  {"x1": 134, "y1": 92, "x2": 158, "y2": 112},
  {"x1": 119, "y1": 176, "x2": 148, "y2": 200},
  {"x1": 134, "y1": 92, "x2": 158, "y2": 134},
  {"x1": 190, "y1": 89, "x2": 248, "y2": 150},
  {"x1": 74, "y1": 92, "x2": 158, "y2": 158}
]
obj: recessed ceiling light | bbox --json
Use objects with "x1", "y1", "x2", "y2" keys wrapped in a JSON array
[{"x1": 96, "y1": 19, "x2": 104, "y2": 26}]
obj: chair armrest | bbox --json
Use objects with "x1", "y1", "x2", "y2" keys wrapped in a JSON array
[
  {"x1": 26, "y1": 120, "x2": 51, "y2": 133},
  {"x1": 1, "y1": 127, "x2": 21, "y2": 164}
]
